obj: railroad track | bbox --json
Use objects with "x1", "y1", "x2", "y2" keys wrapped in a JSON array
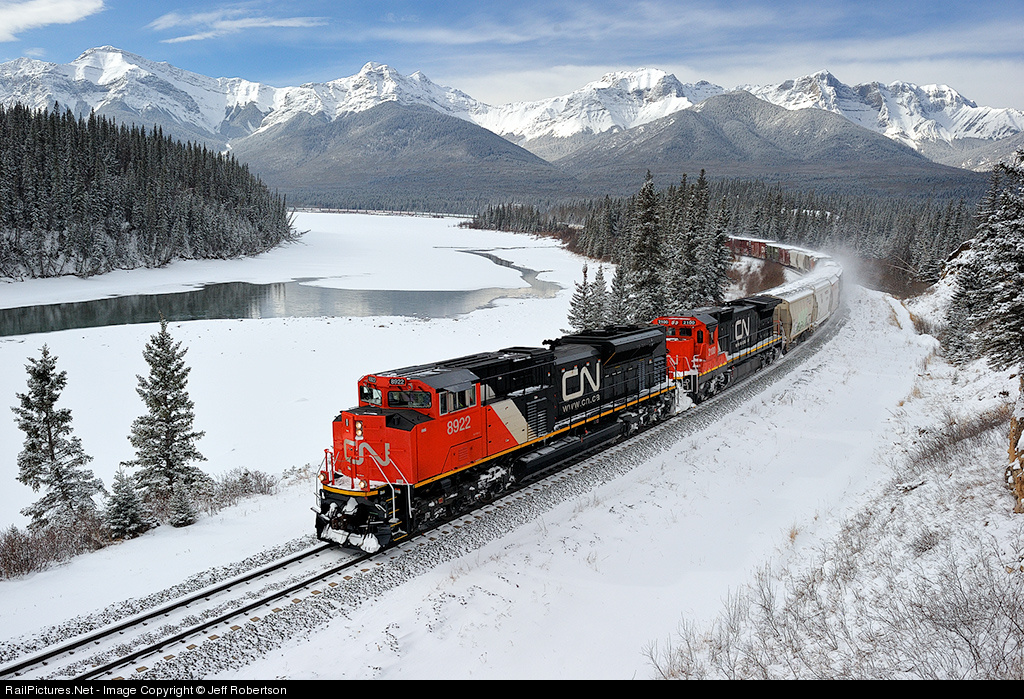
[
  {"x1": 0, "y1": 542, "x2": 349, "y2": 680},
  {"x1": 1, "y1": 308, "x2": 847, "y2": 680}
]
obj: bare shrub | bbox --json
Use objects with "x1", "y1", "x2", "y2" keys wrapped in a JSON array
[
  {"x1": 910, "y1": 528, "x2": 943, "y2": 555},
  {"x1": 909, "y1": 311, "x2": 943, "y2": 338},
  {"x1": 649, "y1": 534, "x2": 1024, "y2": 679},
  {"x1": 192, "y1": 468, "x2": 279, "y2": 515},
  {"x1": 648, "y1": 411, "x2": 1024, "y2": 679},
  {"x1": 903, "y1": 404, "x2": 1011, "y2": 478},
  {"x1": 281, "y1": 463, "x2": 315, "y2": 486},
  {"x1": 0, "y1": 525, "x2": 41, "y2": 578},
  {"x1": 0, "y1": 513, "x2": 109, "y2": 580}
]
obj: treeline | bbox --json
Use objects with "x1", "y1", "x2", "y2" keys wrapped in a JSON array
[
  {"x1": 461, "y1": 202, "x2": 573, "y2": 234},
  {"x1": 467, "y1": 175, "x2": 976, "y2": 294},
  {"x1": 0, "y1": 104, "x2": 297, "y2": 280},
  {"x1": 576, "y1": 178, "x2": 973, "y2": 292}
]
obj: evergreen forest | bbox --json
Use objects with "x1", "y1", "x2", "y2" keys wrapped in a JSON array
[
  {"x1": 0, "y1": 104, "x2": 296, "y2": 280},
  {"x1": 467, "y1": 174, "x2": 976, "y2": 295}
]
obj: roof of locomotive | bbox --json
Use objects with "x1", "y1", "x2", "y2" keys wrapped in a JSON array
[
  {"x1": 368, "y1": 346, "x2": 555, "y2": 390},
  {"x1": 549, "y1": 324, "x2": 667, "y2": 363}
]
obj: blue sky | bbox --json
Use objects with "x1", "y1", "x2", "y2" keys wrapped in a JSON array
[{"x1": 0, "y1": 0, "x2": 1021, "y2": 109}]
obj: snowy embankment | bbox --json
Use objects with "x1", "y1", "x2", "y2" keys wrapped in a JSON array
[{"x1": 1, "y1": 213, "x2": 1018, "y2": 679}]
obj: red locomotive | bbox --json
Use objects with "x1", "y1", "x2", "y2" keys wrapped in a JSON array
[
  {"x1": 656, "y1": 296, "x2": 784, "y2": 401},
  {"x1": 316, "y1": 237, "x2": 842, "y2": 553},
  {"x1": 316, "y1": 325, "x2": 674, "y2": 552}
]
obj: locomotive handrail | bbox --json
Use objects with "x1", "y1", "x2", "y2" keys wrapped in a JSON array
[{"x1": 370, "y1": 458, "x2": 411, "y2": 523}]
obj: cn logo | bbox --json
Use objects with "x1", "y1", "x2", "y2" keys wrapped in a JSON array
[
  {"x1": 734, "y1": 318, "x2": 751, "y2": 343},
  {"x1": 343, "y1": 440, "x2": 392, "y2": 468},
  {"x1": 562, "y1": 362, "x2": 601, "y2": 400}
]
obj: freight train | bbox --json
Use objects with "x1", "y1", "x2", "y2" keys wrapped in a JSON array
[{"x1": 315, "y1": 237, "x2": 842, "y2": 553}]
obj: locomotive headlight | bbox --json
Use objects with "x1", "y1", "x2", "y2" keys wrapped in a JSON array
[{"x1": 355, "y1": 420, "x2": 363, "y2": 439}]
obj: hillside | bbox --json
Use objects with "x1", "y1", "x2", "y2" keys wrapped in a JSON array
[{"x1": 229, "y1": 102, "x2": 581, "y2": 212}]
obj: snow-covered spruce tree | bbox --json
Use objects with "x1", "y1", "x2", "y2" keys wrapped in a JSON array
[
  {"x1": 168, "y1": 478, "x2": 197, "y2": 528},
  {"x1": 626, "y1": 172, "x2": 666, "y2": 322},
  {"x1": 105, "y1": 468, "x2": 150, "y2": 540},
  {"x1": 960, "y1": 150, "x2": 1024, "y2": 512},
  {"x1": 943, "y1": 244, "x2": 983, "y2": 366},
  {"x1": 694, "y1": 201, "x2": 732, "y2": 306},
  {"x1": 123, "y1": 319, "x2": 208, "y2": 516},
  {"x1": 590, "y1": 265, "x2": 609, "y2": 328},
  {"x1": 606, "y1": 265, "x2": 632, "y2": 324},
  {"x1": 566, "y1": 264, "x2": 593, "y2": 333},
  {"x1": 12, "y1": 345, "x2": 104, "y2": 530}
]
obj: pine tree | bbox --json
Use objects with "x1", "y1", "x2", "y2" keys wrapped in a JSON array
[
  {"x1": 123, "y1": 319, "x2": 208, "y2": 510},
  {"x1": 694, "y1": 200, "x2": 732, "y2": 306},
  {"x1": 626, "y1": 171, "x2": 665, "y2": 322},
  {"x1": 590, "y1": 265, "x2": 609, "y2": 328},
  {"x1": 105, "y1": 468, "x2": 150, "y2": 539},
  {"x1": 607, "y1": 265, "x2": 631, "y2": 324},
  {"x1": 12, "y1": 345, "x2": 103, "y2": 529},
  {"x1": 566, "y1": 264, "x2": 592, "y2": 333},
  {"x1": 168, "y1": 478, "x2": 197, "y2": 528},
  {"x1": 944, "y1": 245, "x2": 983, "y2": 365}
]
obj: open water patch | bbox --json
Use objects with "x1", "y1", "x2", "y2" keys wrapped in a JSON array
[{"x1": 0, "y1": 251, "x2": 560, "y2": 337}]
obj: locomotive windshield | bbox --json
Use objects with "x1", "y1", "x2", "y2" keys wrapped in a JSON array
[
  {"x1": 387, "y1": 390, "x2": 432, "y2": 409},
  {"x1": 359, "y1": 385, "x2": 382, "y2": 406}
]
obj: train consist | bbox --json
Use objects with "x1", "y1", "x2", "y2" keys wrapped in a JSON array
[{"x1": 316, "y1": 237, "x2": 843, "y2": 553}]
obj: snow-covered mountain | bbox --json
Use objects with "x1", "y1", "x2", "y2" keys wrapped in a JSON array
[
  {"x1": 744, "y1": 70, "x2": 1024, "y2": 145},
  {"x1": 0, "y1": 47, "x2": 1018, "y2": 172},
  {"x1": 470, "y1": 69, "x2": 725, "y2": 159},
  {"x1": 742, "y1": 71, "x2": 1024, "y2": 169},
  {"x1": 253, "y1": 61, "x2": 487, "y2": 134},
  {"x1": 0, "y1": 46, "x2": 285, "y2": 148}
]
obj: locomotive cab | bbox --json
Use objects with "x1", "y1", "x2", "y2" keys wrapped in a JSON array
[
  {"x1": 655, "y1": 313, "x2": 724, "y2": 396},
  {"x1": 317, "y1": 367, "x2": 494, "y2": 553}
]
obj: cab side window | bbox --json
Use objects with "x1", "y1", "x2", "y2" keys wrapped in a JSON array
[{"x1": 438, "y1": 387, "x2": 476, "y2": 415}]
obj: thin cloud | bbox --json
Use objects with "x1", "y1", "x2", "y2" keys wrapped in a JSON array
[
  {"x1": 150, "y1": 7, "x2": 327, "y2": 44},
  {"x1": 0, "y1": 0, "x2": 104, "y2": 42},
  {"x1": 358, "y1": 1, "x2": 783, "y2": 48}
]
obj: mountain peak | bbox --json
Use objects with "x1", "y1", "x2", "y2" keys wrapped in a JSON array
[
  {"x1": 589, "y1": 67, "x2": 673, "y2": 93},
  {"x1": 357, "y1": 61, "x2": 400, "y2": 78},
  {"x1": 809, "y1": 69, "x2": 840, "y2": 83}
]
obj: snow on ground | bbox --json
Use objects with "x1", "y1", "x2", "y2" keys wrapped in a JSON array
[{"x1": 1, "y1": 213, "x2": 1017, "y2": 679}]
